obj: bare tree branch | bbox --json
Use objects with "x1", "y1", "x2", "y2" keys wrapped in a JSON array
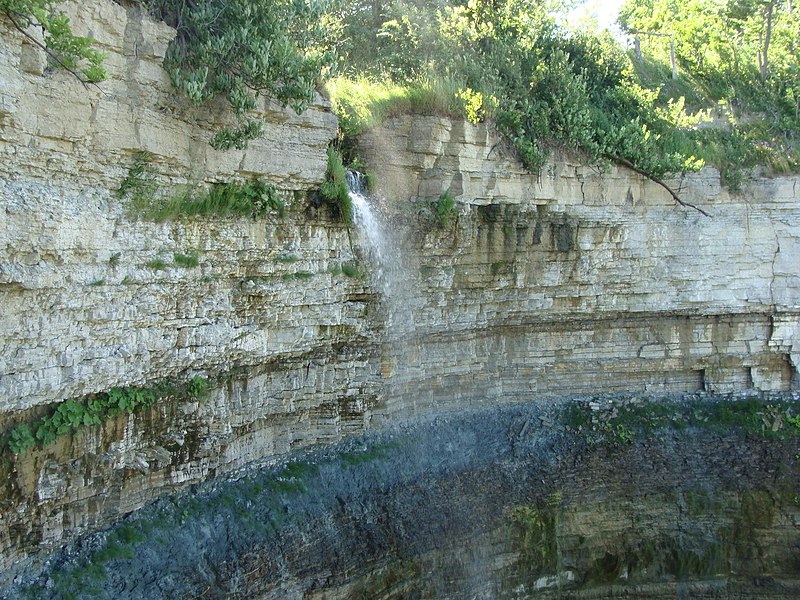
[{"x1": 610, "y1": 154, "x2": 712, "y2": 218}]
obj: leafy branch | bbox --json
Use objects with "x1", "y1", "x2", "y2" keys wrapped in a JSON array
[{"x1": 1, "y1": 0, "x2": 106, "y2": 84}]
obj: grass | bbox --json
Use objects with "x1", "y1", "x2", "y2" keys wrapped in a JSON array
[
  {"x1": 119, "y1": 152, "x2": 286, "y2": 222},
  {"x1": 340, "y1": 262, "x2": 363, "y2": 278},
  {"x1": 131, "y1": 180, "x2": 284, "y2": 222},
  {"x1": 325, "y1": 75, "x2": 464, "y2": 138},
  {"x1": 145, "y1": 258, "x2": 167, "y2": 270},
  {"x1": 173, "y1": 252, "x2": 200, "y2": 268}
]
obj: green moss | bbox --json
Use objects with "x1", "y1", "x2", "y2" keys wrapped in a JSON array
[
  {"x1": 261, "y1": 461, "x2": 321, "y2": 495},
  {"x1": 339, "y1": 443, "x2": 395, "y2": 466},
  {"x1": 564, "y1": 396, "x2": 800, "y2": 447},
  {"x1": 665, "y1": 544, "x2": 727, "y2": 579},
  {"x1": 508, "y1": 505, "x2": 558, "y2": 577}
]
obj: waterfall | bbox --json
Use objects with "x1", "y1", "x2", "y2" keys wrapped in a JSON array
[{"x1": 347, "y1": 171, "x2": 416, "y2": 337}]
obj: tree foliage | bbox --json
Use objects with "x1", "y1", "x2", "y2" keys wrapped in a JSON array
[
  {"x1": 326, "y1": 0, "x2": 798, "y2": 185},
  {"x1": 144, "y1": 0, "x2": 336, "y2": 149},
  {"x1": 619, "y1": 0, "x2": 799, "y2": 181},
  {"x1": 1, "y1": 0, "x2": 106, "y2": 82},
  {"x1": 328, "y1": 0, "x2": 707, "y2": 178}
]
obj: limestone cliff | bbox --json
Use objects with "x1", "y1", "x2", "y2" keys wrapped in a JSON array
[{"x1": 0, "y1": 0, "x2": 799, "y2": 588}]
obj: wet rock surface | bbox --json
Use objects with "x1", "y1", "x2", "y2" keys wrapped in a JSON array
[{"x1": 4, "y1": 393, "x2": 798, "y2": 599}]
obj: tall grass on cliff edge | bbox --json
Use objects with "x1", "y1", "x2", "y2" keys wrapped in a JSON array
[{"x1": 324, "y1": 76, "x2": 465, "y2": 137}]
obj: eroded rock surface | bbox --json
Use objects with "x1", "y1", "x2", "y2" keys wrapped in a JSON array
[{"x1": 1, "y1": 0, "x2": 799, "y2": 583}]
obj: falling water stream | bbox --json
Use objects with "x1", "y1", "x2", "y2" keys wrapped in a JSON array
[{"x1": 347, "y1": 171, "x2": 417, "y2": 337}]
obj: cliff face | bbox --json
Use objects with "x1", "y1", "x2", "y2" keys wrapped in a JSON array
[
  {"x1": 358, "y1": 117, "x2": 800, "y2": 411},
  {"x1": 1, "y1": 0, "x2": 799, "y2": 582}
]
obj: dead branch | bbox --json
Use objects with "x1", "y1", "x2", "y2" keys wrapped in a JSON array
[{"x1": 610, "y1": 154, "x2": 712, "y2": 217}]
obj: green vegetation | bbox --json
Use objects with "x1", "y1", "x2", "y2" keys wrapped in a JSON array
[
  {"x1": 320, "y1": 146, "x2": 353, "y2": 225},
  {"x1": 119, "y1": 153, "x2": 285, "y2": 221},
  {"x1": 338, "y1": 443, "x2": 396, "y2": 466},
  {"x1": 117, "y1": 151, "x2": 157, "y2": 206},
  {"x1": 324, "y1": 0, "x2": 799, "y2": 188},
  {"x1": 565, "y1": 395, "x2": 800, "y2": 447},
  {"x1": 144, "y1": 180, "x2": 284, "y2": 221},
  {"x1": 326, "y1": 0, "x2": 710, "y2": 180},
  {"x1": 274, "y1": 253, "x2": 299, "y2": 264},
  {"x1": 141, "y1": 0, "x2": 334, "y2": 149},
  {"x1": 173, "y1": 252, "x2": 200, "y2": 268},
  {"x1": 13, "y1": 0, "x2": 793, "y2": 190},
  {"x1": 433, "y1": 191, "x2": 456, "y2": 228},
  {"x1": 340, "y1": 261, "x2": 363, "y2": 278},
  {"x1": 267, "y1": 461, "x2": 320, "y2": 494},
  {"x1": 3, "y1": 377, "x2": 209, "y2": 455},
  {"x1": 508, "y1": 504, "x2": 558, "y2": 576},
  {"x1": 1, "y1": 0, "x2": 106, "y2": 83},
  {"x1": 326, "y1": 76, "x2": 464, "y2": 138},
  {"x1": 619, "y1": 0, "x2": 800, "y2": 185},
  {"x1": 145, "y1": 257, "x2": 167, "y2": 270},
  {"x1": 284, "y1": 271, "x2": 314, "y2": 281}
]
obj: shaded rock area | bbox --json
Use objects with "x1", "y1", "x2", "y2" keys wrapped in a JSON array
[{"x1": 3, "y1": 393, "x2": 799, "y2": 599}]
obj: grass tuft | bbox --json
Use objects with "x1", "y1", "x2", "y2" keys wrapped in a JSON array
[{"x1": 173, "y1": 252, "x2": 200, "y2": 268}]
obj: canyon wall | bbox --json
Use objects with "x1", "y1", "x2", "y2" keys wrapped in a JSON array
[{"x1": 1, "y1": 0, "x2": 799, "y2": 577}]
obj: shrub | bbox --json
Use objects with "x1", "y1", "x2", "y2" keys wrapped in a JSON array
[
  {"x1": 4, "y1": 378, "x2": 209, "y2": 455},
  {"x1": 433, "y1": 191, "x2": 456, "y2": 228}
]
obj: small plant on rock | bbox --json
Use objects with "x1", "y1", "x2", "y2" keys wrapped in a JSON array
[
  {"x1": 433, "y1": 191, "x2": 456, "y2": 228},
  {"x1": 320, "y1": 147, "x2": 353, "y2": 226}
]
